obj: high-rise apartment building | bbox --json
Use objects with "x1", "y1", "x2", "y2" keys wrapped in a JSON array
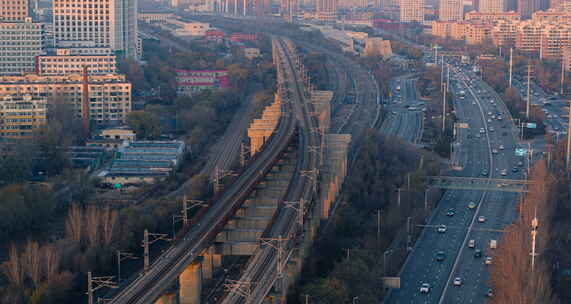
[
  {"x1": 400, "y1": 0, "x2": 425, "y2": 22},
  {"x1": 0, "y1": 0, "x2": 29, "y2": 21},
  {"x1": 439, "y1": 0, "x2": 463, "y2": 21},
  {"x1": 0, "y1": 19, "x2": 43, "y2": 75},
  {"x1": 518, "y1": 0, "x2": 540, "y2": 19},
  {"x1": 317, "y1": 0, "x2": 337, "y2": 21},
  {"x1": 53, "y1": 0, "x2": 139, "y2": 58},
  {"x1": 479, "y1": 0, "x2": 506, "y2": 12}
]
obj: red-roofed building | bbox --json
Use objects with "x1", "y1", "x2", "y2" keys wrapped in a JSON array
[
  {"x1": 229, "y1": 33, "x2": 257, "y2": 42},
  {"x1": 205, "y1": 30, "x2": 225, "y2": 40},
  {"x1": 176, "y1": 70, "x2": 230, "y2": 96}
]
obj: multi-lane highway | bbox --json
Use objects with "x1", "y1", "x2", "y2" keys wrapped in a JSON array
[
  {"x1": 381, "y1": 77, "x2": 424, "y2": 143},
  {"x1": 386, "y1": 61, "x2": 523, "y2": 304}
]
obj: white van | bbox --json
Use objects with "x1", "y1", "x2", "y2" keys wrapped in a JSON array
[
  {"x1": 490, "y1": 240, "x2": 497, "y2": 249},
  {"x1": 468, "y1": 239, "x2": 475, "y2": 248}
]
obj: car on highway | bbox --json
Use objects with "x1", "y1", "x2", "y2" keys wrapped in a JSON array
[
  {"x1": 492, "y1": 149, "x2": 498, "y2": 154},
  {"x1": 437, "y1": 225, "x2": 447, "y2": 233},
  {"x1": 487, "y1": 288, "x2": 494, "y2": 297},
  {"x1": 468, "y1": 239, "x2": 475, "y2": 248},
  {"x1": 446, "y1": 208, "x2": 456, "y2": 216},
  {"x1": 478, "y1": 216, "x2": 487, "y2": 223},
  {"x1": 518, "y1": 161, "x2": 524, "y2": 167},
  {"x1": 479, "y1": 128, "x2": 485, "y2": 133},
  {"x1": 499, "y1": 145, "x2": 505, "y2": 150},
  {"x1": 512, "y1": 167, "x2": 519, "y2": 173},
  {"x1": 453, "y1": 277, "x2": 463, "y2": 286},
  {"x1": 474, "y1": 249, "x2": 483, "y2": 258},
  {"x1": 434, "y1": 251, "x2": 446, "y2": 261},
  {"x1": 481, "y1": 169, "x2": 488, "y2": 176},
  {"x1": 485, "y1": 256, "x2": 493, "y2": 265},
  {"x1": 489, "y1": 127, "x2": 495, "y2": 132},
  {"x1": 468, "y1": 201, "x2": 477, "y2": 209},
  {"x1": 419, "y1": 283, "x2": 430, "y2": 294},
  {"x1": 500, "y1": 169, "x2": 508, "y2": 176}
]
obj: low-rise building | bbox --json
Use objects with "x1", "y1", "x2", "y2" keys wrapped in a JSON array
[
  {"x1": 243, "y1": 47, "x2": 261, "y2": 60},
  {"x1": 0, "y1": 73, "x2": 131, "y2": 126},
  {"x1": 37, "y1": 49, "x2": 117, "y2": 76},
  {"x1": 138, "y1": 12, "x2": 174, "y2": 23},
  {"x1": 465, "y1": 11, "x2": 521, "y2": 22},
  {"x1": 162, "y1": 19, "x2": 210, "y2": 37},
  {"x1": 0, "y1": 94, "x2": 47, "y2": 139},
  {"x1": 176, "y1": 69, "x2": 230, "y2": 96},
  {"x1": 103, "y1": 140, "x2": 186, "y2": 184},
  {"x1": 364, "y1": 38, "x2": 393, "y2": 58}
]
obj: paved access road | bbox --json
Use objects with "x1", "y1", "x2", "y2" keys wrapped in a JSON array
[{"x1": 386, "y1": 63, "x2": 523, "y2": 304}]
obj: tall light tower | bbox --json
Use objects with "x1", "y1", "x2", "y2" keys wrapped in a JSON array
[
  {"x1": 509, "y1": 48, "x2": 513, "y2": 87},
  {"x1": 526, "y1": 64, "x2": 531, "y2": 119},
  {"x1": 530, "y1": 208, "x2": 539, "y2": 272}
]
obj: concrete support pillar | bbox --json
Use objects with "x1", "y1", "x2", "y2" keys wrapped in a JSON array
[
  {"x1": 179, "y1": 261, "x2": 202, "y2": 304},
  {"x1": 201, "y1": 247, "x2": 214, "y2": 280},
  {"x1": 155, "y1": 293, "x2": 177, "y2": 304},
  {"x1": 212, "y1": 253, "x2": 222, "y2": 268}
]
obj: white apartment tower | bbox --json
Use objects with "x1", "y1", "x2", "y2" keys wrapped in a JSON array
[
  {"x1": 400, "y1": 0, "x2": 425, "y2": 22},
  {"x1": 53, "y1": 0, "x2": 139, "y2": 58},
  {"x1": 439, "y1": 0, "x2": 463, "y2": 21},
  {"x1": 479, "y1": 0, "x2": 506, "y2": 13}
]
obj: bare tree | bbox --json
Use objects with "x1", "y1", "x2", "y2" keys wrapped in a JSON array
[
  {"x1": 101, "y1": 207, "x2": 118, "y2": 246},
  {"x1": 23, "y1": 241, "x2": 42, "y2": 288},
  {"x1": 490, "y1": 161, "x2": 558, "y2": 303},
  {"x1": 2, "y1": 245, "x2": 23, "y2": 288},
  {"x1": 85, "y1": 205, "x2": 101, "y2": 248},
  {"x1": 65, "y1": 204, "x2": 83, "y2": 244},
  {"x1": 42, "y1": 244, "x2": 61, "y2": 284}
]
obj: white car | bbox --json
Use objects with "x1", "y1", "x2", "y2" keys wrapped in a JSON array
[
  {"x1": 499, "y1": 145, "x2": 505, "y2": 150},
  {"x1": 500, "y1": 169, "x2": 508, "y2": 176},
  {"x1": 420, "y1": 283, "x2": 431, "y2": 294},
  {"x1": 437, "y1": 225, "x2": 447, "y2": 233},
  {"x1": 478, "y1": 216, "x2": 487, "y2": 223},
  {"x1": 468, "y1": 239, "x2": 475, "y2": 248},
  {"x1": 453, "y1": 277, "x2": 463, "y2": 286},
  {"x1": 485, "y1": 256, "x2": 493, "y2": 265}
]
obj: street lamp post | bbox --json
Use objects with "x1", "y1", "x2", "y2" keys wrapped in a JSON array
[{"x1": 383, "y1": 250, "x2": 392, "y2": 275}]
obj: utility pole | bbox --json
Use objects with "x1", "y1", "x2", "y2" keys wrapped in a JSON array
[
  {"x1": 142, "y1": 229, "x2": 171, "y2": 273},
  {"x1": 509, "y1": 48, "x2": 514, "y2": 87},
  {"x1": 530, "y1": 208, "x2": 539, "y2": 272},
  {"x1": 447, "y1": 64, "x2": 450, "y2": 92},
  {"x1": 526, "y1": 64, "x2": 531, "y2": 119},
  {"x1": 86, "y1": 272, "x2": 117, "y2": 304},
  {"x1": 567, "y1": 100, "x2": 571, "y2": 170},
  {"x1": 259, "y1": 236, "x2": 289, "y2": 292},
  {"x1": 424, "y1": 188, "x2": 429, "y2": 215},
  {"x1": 117, "y1": 251, "x2": 137, "y2": 282},
  {"x1": 440, "y1": 55, "x2": 445, "y2": 92},
  {"x1": 377, "y1": 209, "x2": 381, "y2": 243},
  {"x1": 561, "y1": 58, "x2": 566, "y2": 95},
  {"x1": 442, "y1": 82, "x2": 447, "y2": 133}
]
